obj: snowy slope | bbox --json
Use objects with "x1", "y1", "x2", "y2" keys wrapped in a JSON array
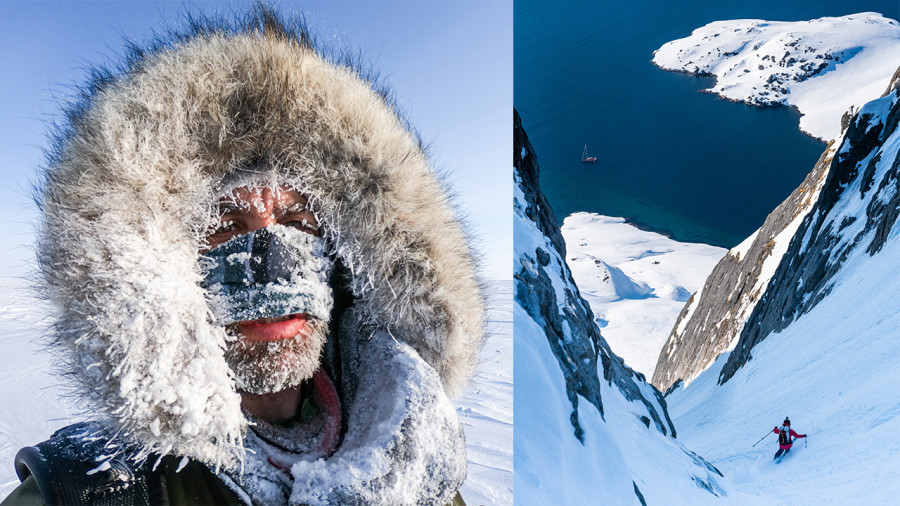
[
  {"x1": 514, "y1": 111, "x2": 726, "y2": 505},
  {"x1": 667, "y1": 230, "x2": 900, "y2": 504},
  {"x1": 561, "y1": 213, "x2": 725, "y2": 377},
  {"x1": 514, "y1": 188, "x2": 727, "y2": 505},
  {"x1": 0, "y1": 280, "x2": 77, "y2": 497},
  {"x1": 662, "y1": 64, "x2": 900, "y2": 504},
  {"x1": 0, "y1": 278, "x2": 513, "y2": 503},
  {"x1": 654, "y1": 13, "x2": 900, "y2": 140},
  {"x1": 516, "y1": 304, "x2": 733, "y2": 505}
]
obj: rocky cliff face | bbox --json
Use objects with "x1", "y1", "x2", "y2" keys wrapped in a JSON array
[
  {"x1": 653, "y1": 70, "x2": 900, "y2": 391},
  {"x1": 652, "y1": 144, "x2": 833, "y2": 391},
  {"x1": 514, "y1": 110, "x2": 726, "y2": 504},
  {"x1": 719, "y1": 70, "x2": 900, "y2": 383},
  {"x1": 514, "y1": 109, "x2": 675, "y2": 439}
]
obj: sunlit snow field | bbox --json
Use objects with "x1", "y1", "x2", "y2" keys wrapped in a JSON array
[
  {"x1": 457, "y1": 280, "x2": 513, "y2": 504},
  {"x1": 0, "y1": 279, "x2": 513, "y2": 504},
  {"x1": 561, "y1": 213, "x2": 725, "y2": 377}
]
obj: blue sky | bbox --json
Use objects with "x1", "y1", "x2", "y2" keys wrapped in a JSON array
[{"x1": 0, "y1": 0, "x2": 512, "y2": 280}]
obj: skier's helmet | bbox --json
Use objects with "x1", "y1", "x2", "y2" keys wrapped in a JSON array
[{"x1": 783, "y1": 418, "x2": 791, "y2": 426}]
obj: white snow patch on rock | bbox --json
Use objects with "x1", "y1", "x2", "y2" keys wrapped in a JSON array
[
  {"x1": 730, "y1": 229, "x2": 759, "y2": 260},
  {"x1": 752, "y1": 210, "x2": 807, "y2": 297}
]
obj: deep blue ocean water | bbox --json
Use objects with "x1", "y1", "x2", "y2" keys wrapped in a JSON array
[{"x1": 515, "y1": 1, "x2": 900, "y2": 247}]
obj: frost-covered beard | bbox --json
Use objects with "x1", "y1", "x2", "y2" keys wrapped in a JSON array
[
  {"x1": 203, "y1": 225, "x2": 335, "y2": 394},
  {"x1": 224, "y1": 318, "x2": 329, "y2": 394}
]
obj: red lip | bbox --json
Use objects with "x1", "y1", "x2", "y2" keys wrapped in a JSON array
[{"x1": 237, "y1": 314, "x2": 311, "y2": 342}]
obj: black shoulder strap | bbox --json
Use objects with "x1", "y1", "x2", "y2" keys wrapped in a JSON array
[{"x1": 14, "y1": 422, "x2": 160, "y2": 506}]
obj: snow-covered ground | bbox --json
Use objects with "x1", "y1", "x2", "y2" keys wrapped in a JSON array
[
  {"x1": 0, "y1": 279, "x2": 77, "y2": 497},
  {"x1": 514, "y1": 167, "x2": 728, "y2": 504},
  {"x1": 654, "y1": 12, "x2": 900, "y2": 140},
  {"x1": 561, "y1": 213, "x2": 725, "y2": 377},
  {"x1": 457, "y1": 279, "x2": 513, "y2": 505},
  {"x1": 514, "y1": 13, "x2": 900, "y2": 504},
  {"x1": 667, "y1": 223, "x2": 900, "y2": 504},
  {"x1": 663, "y1": 87, "x2": 900, "y2": 503},
  {"x1": 557, "y1": 208, "x2": 900, "y2": 503},
  {"x1": 0, "y1": 278, "x2": 513, "y2": 504}
]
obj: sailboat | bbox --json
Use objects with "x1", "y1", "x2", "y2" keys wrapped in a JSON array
[{"x1": 582, "y1": 145, "x2": 597, "y2": 163}]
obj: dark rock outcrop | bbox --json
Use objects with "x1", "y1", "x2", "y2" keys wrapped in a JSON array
[
  {"x1": 720, "y1": 72, "x2": 900, "y2": 383},
  {"x1": 514, "y1": 109, "x2": 676, "y2": 440},
  {"x1": 652, "y1": 141, "x2": 833, "y2": 391},
  {"x1": 652, "y1": 69, "x2": 900, "y2": 390}
]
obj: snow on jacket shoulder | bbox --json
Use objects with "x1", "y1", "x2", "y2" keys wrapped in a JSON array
[{"x1": 3, "y1": 422, "x2": 469, "y2": 506}]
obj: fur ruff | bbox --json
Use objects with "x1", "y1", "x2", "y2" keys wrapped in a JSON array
[{"x1": 35, "y1": 13, "x2": 485, "y2": 469}]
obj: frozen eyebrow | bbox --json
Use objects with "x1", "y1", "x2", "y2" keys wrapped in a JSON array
[
  {"x1": 216, "y1": 200, "x2": 245, "y2": 215},
  {"x1": 281, "y1": 202, "x2": 311, "y2": 214}
]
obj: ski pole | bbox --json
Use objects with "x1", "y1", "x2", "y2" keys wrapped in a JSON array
[{"x1": 752, "y1": 431, "x2": 772, "y2": 447}]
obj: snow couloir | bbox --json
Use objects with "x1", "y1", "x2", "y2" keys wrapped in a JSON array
[{"x1": 514, "y1": 110, "x2": 725, "y2": 505}]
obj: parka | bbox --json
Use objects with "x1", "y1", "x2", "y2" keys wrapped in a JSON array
[{"x1": 4, "y1": 7, "x2": 484, "y2": 505}]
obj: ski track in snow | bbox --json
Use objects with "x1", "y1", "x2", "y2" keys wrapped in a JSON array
[
  {"x1": 0, "y1": 278, "x2": 513, "y2": 504},
  {"x1": 654, "y1": 13, "x2": 900, "y2": 141}
]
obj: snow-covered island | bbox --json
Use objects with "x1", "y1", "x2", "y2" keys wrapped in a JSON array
[
  {"x1": 561, "y1": 213, "x2": 725, "y2": 377},
  {"x1": 653, "y1": 12, "x2": 900, "y2": 141}
]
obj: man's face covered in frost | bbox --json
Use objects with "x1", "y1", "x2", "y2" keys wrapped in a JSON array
[{"x1": 202, "y1": 184, "x2": 334, "y2": 395}]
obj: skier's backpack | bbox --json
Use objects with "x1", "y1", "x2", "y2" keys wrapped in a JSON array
[{"x1": 778, "y1": 425, "x2": 791, "y2": 445}]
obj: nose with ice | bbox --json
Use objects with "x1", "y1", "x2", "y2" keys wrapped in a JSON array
[{"x1": 202, "y1": 225, "x2": 334, "y2": 325}]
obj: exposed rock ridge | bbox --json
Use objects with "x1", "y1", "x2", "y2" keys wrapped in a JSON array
[
  {"x1": 653, "y1": 69, "x2": 900, "y2": 390},
  {"x1": 514, "y1": 110, "x2": 676, "y2": 440},
  {"x1": 719, "y1": 73, "x2": 900, "y2": 383},
  {"x1": 652, "y1": 140, "x2": 833, "y2": 391}
]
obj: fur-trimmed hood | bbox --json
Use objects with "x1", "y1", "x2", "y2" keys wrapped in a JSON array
[{"x1": 35, "y1": 11, "x2": 484, "y2": 471}]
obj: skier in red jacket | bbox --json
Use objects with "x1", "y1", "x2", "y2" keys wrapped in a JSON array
[{"x1": 773, "y1": 417, "x2": 806, "y2": 459}]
